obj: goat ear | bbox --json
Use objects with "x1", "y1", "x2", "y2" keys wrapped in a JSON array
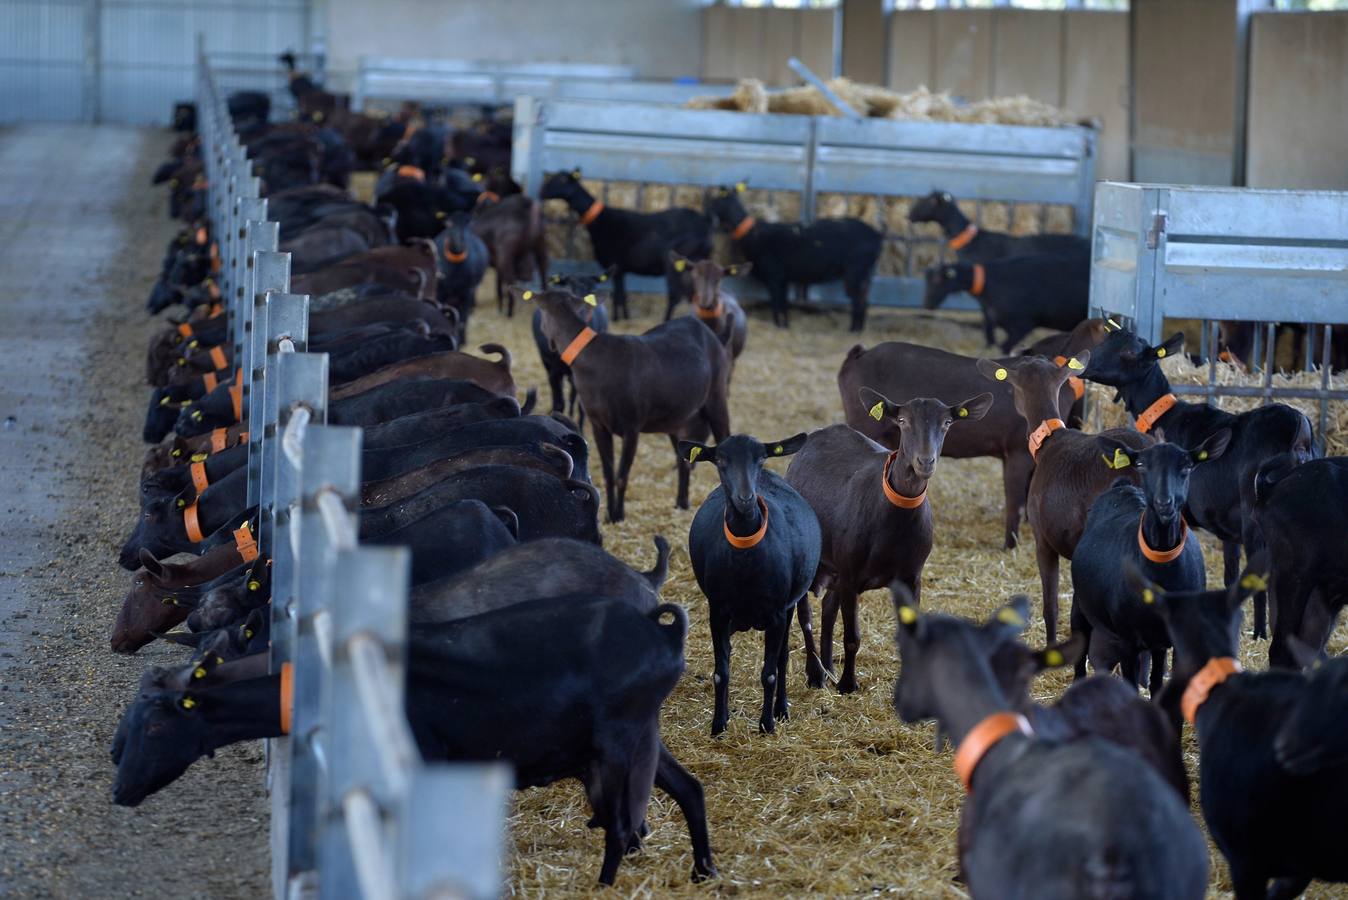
[
  {"x1": 951, "y1": 392, "x2": 994, "y2": 423},
  {"x1": 1149, "y1": 332, "x2": 1184, "y2": 361},
  {"x1": 1191, "y1": 427, "x2": 1231, "y2": 464},
  {"x1": 597, "y1": 265, "x2": 615, "y2": 284},
  {"x1": 677, "y1": 440, "x2": 714, "y2": 465},
  {"x1": 139, "y1": 548, "x2": 166, "y2": 578},
  {"x1": 1096, "y1": 435, "x2": 1134, "y2": 470},
  {"x1": 988, "y1": 595, "x2": 1030, "y2": 635},
  {"x1": 1060, "y1": 351, "x2": 1089, "y2": 374},
  {"x1": 765, "y1": 433, "x2": 808, "y2": 458},
  {"x1": 1036, "y1": 633, "x2": 1086, "y2": 670},
  {"x1": 974, "y1": 358, "x2": 1011, "y2": 385},
  {"x1": 725, "y1": 261, "x2": 752, "y2": 278},
  {"x1": 857, "y1": 387, "x2": 898, "y2": 423}
]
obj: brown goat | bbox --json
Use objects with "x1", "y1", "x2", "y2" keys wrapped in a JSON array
[
  {"x1": 973, "y1": 354, "x2": 1153, "y2": 639},
  {"x1": 525, "y1": 285, "x2": 731, "y2": 523},
  {"x1": 839, "y1": 342, "x2": 1079, "y2": 550},
  {"x1": 669, "y1": 252, "x2": 748, "y2": 372},
  {"x1": 472, "y1": 193, "x2": 547, "y2": 317},
  {"x1": 785, "y1": 386, "x2": 993, "y2": 693},
  {"x1": 291, "y1": 243, "x2": 437, "y2": 302},
  {"x1": 329, "y1": 343, "x2": 516, "y2": 401},
  {"x1": 361, "y1": 443, "x2": 574, "y2": 508}
]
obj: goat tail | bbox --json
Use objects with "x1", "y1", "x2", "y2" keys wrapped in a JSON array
[
  {"x1": 845, "y1": 343, "x2": 867, "y2": 362},
  {"x1": 1254, "y1": 452, "x2": 1302, "y2": 505},
  {"x1": 519, "y1": 387, "x2": 537, "y2": 416},
  {"x1": 478, "y1": 342, "x2": 512, "y2": 369},
  {"x1": 644, "y1": 536, "x2": 671, "y2": 591},
  {"x1": 649, "y1": 602, "x2": 689, "y2": 649}
]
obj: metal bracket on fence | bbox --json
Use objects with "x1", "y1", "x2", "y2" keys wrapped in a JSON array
[
  {"x1": 787, "y1": 57, "x2": 858, "y2": 118},
  {"x1": 256, "y1": 293, "x2": 310, "y2": 551}
]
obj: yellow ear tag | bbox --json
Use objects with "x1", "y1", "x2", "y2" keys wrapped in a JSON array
[
  {"x1": 773, "y1": 444, "x2": 783, "y2": 455},
  {"x1": 674, "y1": 260, "x2": 686, "y2": 272},
  {"x1": 869, "y1": 401, "x2": 884, "y2": 421},
  {"x1": 735, "y1": 182, "x2": 747, "y2": 193},
  {"x1": 583, "y1": 294, "x2": 597, "y2": 306},
  {"x1": 171, "y1": 449, "x2": 182, "y2": 458},
  {"x1": 995, "y1": 368, "x2": 1008, "y2": 381},
  {"x1": 435, "y1": 211, "x2": 446, "y2": 219},
  {"x1": 1156, "y1": 347, "x2": 1167, "y2": 358},
  {"x1": 180, "y1": 696, "x2": 196, "y2": 709},
  {"x1": 472, "y1": 173, "x2": 483, "y2": 182},
  {"x1": 188, "y1": 340, "x2": 199, "y2": 349},
  {"x1": 996, "y1": 608, "x2": 1025, "y2": 628},
  {"x1": 898, "y1": 606, "x2": 918, "y2": 625},
  {"x1": 177, "y1": 499, "x2": 186, "y2": 508},
  {"x1": 1067, "y1": 358, "x2": 1084, "y2": 371},
  {"x1": 522, "y1": 290, "x2": 533, "y2": 301},
  {"x1": 1044, "y1": 649, "x2": 1064, "y2": 666},
  {"x1": 244, "y1": 629, "x2": 254, "y2": 639},
  {"x1": 688, "y1": 446, "x2": 702, "y2": 462},
  {"x1": 190, "y1": 453, "x2": 207, "y2": 463},
  {"x1": 1113, "y1": 448, "x2": 1131, "y2": 469},
  {"x1": 181, "y1": 400, "x2": 191, "y2": 407},
  {"x1": 248, "y1": 580, "x2": 261, "y2": 591},
  {"x1": 1197, "y1": 450, "x2": 1208, "y2": 461},
  {"x1": 1142, "y1": 588, "x2": 1155, "y2": 605},
  {"x1": 958, "y1": 407, "x2": 968, "y2": 418},
  {"x1": 194, "y1": 667, "x2": 207, "y2": 679},
  {"x1": 160, "y1": 396, "x2": 171, "y2": 406},
  {"x1": 1106, "y1": 318, "x2": 1120, "y2": 331},
  {"x1": 598, "y1": 274, "x2": 607, "y2": 282},
  {"x1": 1240, "y1": 573, "x2": 1268, "y2": 591}
]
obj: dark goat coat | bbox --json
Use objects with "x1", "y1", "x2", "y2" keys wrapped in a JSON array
[
  {"x1": 360, "y1": 414, "x2": 589, "y2": 484},
  {"x1": 541, "y1": 171, "x2": 711, "y2": 320},
  {"x1": 708, "y1": 188, "x2": 881, "y2": 331},
  {"x1": 329, "y1": 377, "x2": 496, "y2": 427},
  {"x1": 924, "y1": 255, "x2": 1088, "y2": 354}
]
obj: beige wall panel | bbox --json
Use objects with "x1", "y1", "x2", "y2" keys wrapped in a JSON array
[
  {"x1": 701, "y1": 5, "x2": 737, "y2": 82},
  {"x1": 842, "y1": 0, "x2": 886, "y2": 86},
  {"x1": 887, "y1": 11, "x2": 934, "y2": 90},
  {"x1": 796, "y1": 9, "x2": 838, "y2": 80},
  {"x1": 991, "y1": 10, "x2": 1063, "y2": 105},
  {"x1": 1064, "y1": 11, "x2": 1129, "y2": 182},
  {"x1": 763, "y1": 9, "x2": 800, "y2": 86},
  {"x1": 933, "y1": 10, "x2": 992, "y2": 100},
  {"x1": 1247, "y1": 12, "x2": 1348, "y2": 188}
]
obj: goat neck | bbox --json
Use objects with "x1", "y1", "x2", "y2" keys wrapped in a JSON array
[{"x1": 1117, "y1": 363, "x2": 1178, "y2": 426}]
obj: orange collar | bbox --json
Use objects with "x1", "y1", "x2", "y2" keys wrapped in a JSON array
[
  {"x1": 1135, "y1": 393, "x2": 1177, "y2": 434},
  {"x1": 234, "y1": 521, "x2": 259, "y2": 563},
  {"x1": 1138, "y1": 511, "x2": 1188, "y2": 563},
  {"x1": 190, "y1": 462, "x2": 209, "y2": 494},
  {"x1": 948, "y1": 223, "x2": 979, "y2": 251},
  {"x1": 209, "y1": 427, "x2": 231, "y2": 453},
  {"x1": 693, "y1": 299, "x2": 724, "y2": 320},
  {"x1": 202, "y1": 371, "x2": 218, "y2": 392},
  {"x1": 881, "y1": 451, "x2": 927, "y2": 509},
  {"x1": 560, "y1": 327, "x2": 598, "y2": 366},
  {"x1": 730, "y1": 215, "x2": 757, "y2": 242},
  {"x1": 1053, "y1": 356, "x2": 1086, "y2": 400},
  {"x1": 953, "y1": 712, "x2": 1033, "y2": 792},
  {"x1": 177, "y1": 322, "x2": 194, "y2": 339},
  {"x1": 209, "y1": 345, "x2": 228, "y2": 371},
  {"x1": 195, "y1": 226, "x2": 208, "y2": 246},
  {"x1": 280, "y1": 661, "x2": 294, "y2": 734},
  {"x1": 395, "y1": 165, "x2": 425, "y2": 182},
  {"x1": 1181, "y1": 657, "x2": 1242, "y2": 724},
  {"x1": 578, "y1": 200, "x2": 605, "y2": 226},
  {"x1": 476, "y1": 190, "x2": 500, "y2": 205},
  {"x1": 443, "y1": 245, "x2": 467, "y2": 263},
  {"x1": 229, "y1": 380, "x2": 243, "y2": 422},
  {"x1": 723, "y1": 497, "x2": 769, "y2": 549},
  {"x1": 970, "y1": 263, "x2": 986, "y2": 297},
  {"x1": 1027, "y1": 418, "x2": 1065, "y2": 459},
  {"x1": 206, "y1": 301, "x2": 223, "y2": 317},
  {"x1": 184, "y1": 502, "x2": 204, "y2": 543}
]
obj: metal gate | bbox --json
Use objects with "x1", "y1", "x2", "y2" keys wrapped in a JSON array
[{"x1": 0, "y1": 0, "x2": 311, "y2": 125}]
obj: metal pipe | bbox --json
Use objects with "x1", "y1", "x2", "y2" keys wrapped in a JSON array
[
  {"x1": 342, "y1": 789, "x2": 398, "y2": 900},
  {"x1": 316, "y1": 489, "x2": 357, "y2": 552},
  {"x1": 313, "y1": 609, "x2": 333, "y2": 670},
  {"x1": 787, "y1": 57, "x2": 860, "y2": 118},
  {"x1": 348, "y1": 633, "x2": 419, "y2": 797},
  {"x1": 282, "y1": 405, "x2": 311, "y2": 467}
]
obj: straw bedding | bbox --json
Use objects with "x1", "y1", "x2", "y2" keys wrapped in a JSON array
[{"x1": 464, "y1": 282, "x2": 1347, "y2": 898}]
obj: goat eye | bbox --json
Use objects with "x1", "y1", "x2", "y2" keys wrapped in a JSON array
[{"x1": 897, "y1": 418, "x2": 907, "y2": 426}]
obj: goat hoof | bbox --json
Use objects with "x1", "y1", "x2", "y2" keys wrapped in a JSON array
[
  {"x1": 758, "y1": 718, "x2": 775, "y2": 734},
  {"x1": 836, "y1": 676, "x2": 859, "y2": 695},
  {"x1": 691, "y1": 862, "x2": 719, "y2": 883},
  {"x1": 775, "y1": 706, "x2": 789, "y2": 721},
  {"x1": 806, "y1": 673, "x2": 824, "y2": 689},
  {"x1": 1253, "y1": 626, "x2": 1268, "y2": 640},
  {"x1": 711, "y1": 719, "x2": 727, "y2": 737}
]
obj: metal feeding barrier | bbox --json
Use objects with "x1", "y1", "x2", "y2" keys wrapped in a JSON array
[
  {"x1": 194, "y1": 47, "x2": 509, "y2": 900},
  {"x1": 1090, "y1": 181, "x2": 1348, "y2": 439},
  {"x1": 511, "y1": 95, "x2": 1097, "y2": 311}
]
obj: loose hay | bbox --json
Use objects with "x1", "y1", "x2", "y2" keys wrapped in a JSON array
[{"x1": 467, "y1": 281, "x2": 1348, "y2": 898}]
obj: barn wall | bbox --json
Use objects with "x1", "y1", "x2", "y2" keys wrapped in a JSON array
[
  {"x1": 1246, "y1": 11, "x2": 1348, "y2": 189},
  {"x1": 700, "y1": 5, "x2": 838, "y2": 86},
  {"x1": 323, "y1": 0, "x2": 705, "y2": 88},
  {"x1": 884, "y1": 8, "x2": 1128, "y2": 182}
]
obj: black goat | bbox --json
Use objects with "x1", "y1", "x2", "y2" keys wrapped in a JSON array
[
  {"x1": 1083, "y1": 328, "x2": 1315, "y2": 639},
  {"x1": 532, "y1": 272, "x2": 611, "y2": 427},
  {"x1": 1070, "y1": 432, "x2": 1230, "y2": 694},
  {"x1": 892, "y1": 597, "x2": 1208, "y2": 900},
  {"x1": 681, "y1": 433, "x2": 820, "y2": 735},
  {"x1": 924, "y1": 255, "x2": 1088, "y2": 354},
  {"x1": 434, "y1": 213, "x2": 489, "y2": 344},
  {"x1": 707, "y1": 185, "x2": 881, "y2": 331},
  {"x1": 541, "y1": 170, "x2": 711, "y2": 321}
]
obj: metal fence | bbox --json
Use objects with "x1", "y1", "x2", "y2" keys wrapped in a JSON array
[
  {"x1": 512, "y1": 95, "x2": 1098, "y2": 310},
  {"x1": 195, "y1": 46, "x2": 509, "y2": 900},
  {"x1": 351, "y1": 55, "x2": 732, "y2": 112},
  {"x1": 1090, "y1": 180, "x2": 1348, "y2": 436}
]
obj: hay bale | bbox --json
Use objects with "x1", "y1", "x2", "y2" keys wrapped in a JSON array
[
  {"x1": 1044, "y1": 205, "x2": 1075, "y2": 235},
  {"x1": 1010, "y1": 203, "x2": 1043, "y2": 237},
  {"x1": 882, "y1": 197, "x2": 915, "y2": 239},
  {"x1": 642, "y1": 183, "x2": 672, "y2": 213},
  {"x1": 878, "y1": 240, "x2": 907, "y2": 279},
  {"x1": 686, "y1": 78, "x2": 768, "y2": 114},
  {"x1": 605, "y1": 180, "x2": 639, "y2": 209},
  {"x1": 978, "y1": 201, "x2": 1010, "y2": 233},
  {"x1": 772, "y1": 190, "x2": 802, "y2": 224},
  {"x1": 911, "y1": 242, "x2": 945, "y2": 274},
  {"x1": 672, "y1": 185, "x2": 707, "y2": 213},
  {"x1": 816, "y1": 192, "x2": 848, "y2": 219}
]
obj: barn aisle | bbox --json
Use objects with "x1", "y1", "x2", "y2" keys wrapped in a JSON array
[{"x1": 0, "y1": 125, "x2": 268, "y2": 898}]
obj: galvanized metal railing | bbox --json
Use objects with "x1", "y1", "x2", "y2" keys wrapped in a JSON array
[
  {"x1": 1090, "y1": 181, "x2": 1348, "y2": 439},
  {"x1": 195, "y1": 47, "x2": 509, "y2": 900}
]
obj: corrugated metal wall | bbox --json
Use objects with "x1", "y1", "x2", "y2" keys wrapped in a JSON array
[{"x1": 0, "y1": 0, "x2": 310, "y2": 125}]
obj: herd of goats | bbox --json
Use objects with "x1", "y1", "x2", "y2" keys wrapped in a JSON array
[{"x1": 104, "y1": 62, "x2": 1348, "y2": 898}]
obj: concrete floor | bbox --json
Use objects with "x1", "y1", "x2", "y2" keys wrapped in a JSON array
[{"x1": 0, "y1": 125, "x2": 268, "y2": 898}]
